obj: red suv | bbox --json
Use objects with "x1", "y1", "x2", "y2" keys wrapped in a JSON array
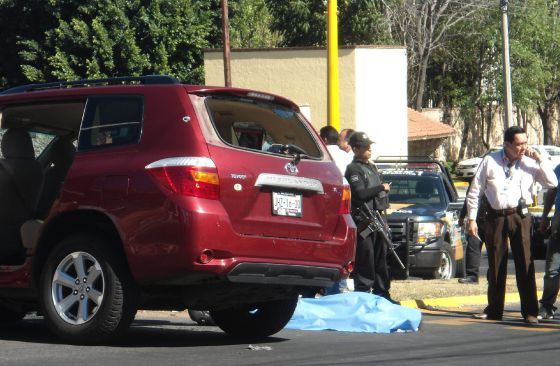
[{"x1": 0, "y1": 76, "x2": 355, "y2": 344}]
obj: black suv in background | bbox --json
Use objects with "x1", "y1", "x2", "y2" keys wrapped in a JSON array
[{"x1": 376, "y1": 158, "x2": 466, "y2": 280}]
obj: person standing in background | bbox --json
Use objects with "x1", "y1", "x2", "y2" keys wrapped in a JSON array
[
  {"x1": 467, "y1": 126, "x2": 557, "y2": 324},
  {"x1": 458, "y1": 188, "x2": 489, "y2": 284},
  {"x1": 338, "y1": 128, "x2": 355, "y2": 154},
  {"x1": 345, "y1": 132, "x2": 396, "y2": 303},
  {"x1": 320, "y1": 126, "x2": 352, "y2": 175},
  {"x1": 537, "y1": 163, "x2": 560, "y2": 319},
  {"x1": 320, "y1": 125, "x2": 351, "y2": 294}
]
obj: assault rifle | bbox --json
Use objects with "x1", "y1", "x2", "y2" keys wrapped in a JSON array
[{"x1": 356, "y1": 203, "x2": 406, "y2": 270}]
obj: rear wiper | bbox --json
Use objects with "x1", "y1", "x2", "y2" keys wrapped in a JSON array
[{"x1": 284, "y1": 144, "x2": 309, "y2": 166}]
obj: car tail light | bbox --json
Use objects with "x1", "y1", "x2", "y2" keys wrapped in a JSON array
[
  {"x1": 339, "y1": 180, "x2": 351, "y2": 214},
  {"x1": 145, "y1": 157, "x2": 220, "y2": 200}
]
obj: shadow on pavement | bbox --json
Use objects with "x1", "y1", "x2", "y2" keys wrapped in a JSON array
[{"x1": 0, "y1": 316, "x2": 289, "y2": 348}]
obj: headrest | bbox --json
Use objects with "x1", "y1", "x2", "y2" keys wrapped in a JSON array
[
  {"x1": 1, "y1": 128, "x2": 35, "y2": 159},
  {"x1": 50, "y1": 139, "x2": 76, "y2": 171}
]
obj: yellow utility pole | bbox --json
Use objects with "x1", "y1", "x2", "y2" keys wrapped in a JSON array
[{"x1": 327, "y1": 0, "x2": 340, "y2": 130}]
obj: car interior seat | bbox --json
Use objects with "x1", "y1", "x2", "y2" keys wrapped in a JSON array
[
  {"x1": 36, "y1": 138, "x2": 76, "y2": 219},
  {"x1": 0, "y1": 128, "x2": 44, "y2": 264}
]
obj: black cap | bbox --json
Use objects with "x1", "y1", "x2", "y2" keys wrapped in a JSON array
[{"x1": 348, "y1": 131, "x2": 375, "y2": 148}]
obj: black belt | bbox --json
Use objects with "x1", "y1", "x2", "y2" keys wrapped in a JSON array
[{"x1": 489, "y1": 207, "x2": 517, "y2": 217}]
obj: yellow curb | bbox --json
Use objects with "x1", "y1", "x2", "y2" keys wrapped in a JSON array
[
  {"x1": 529, "y1": 207, "x2": 555, "y2": 213},
  {"x1": 400, "y1": 291, "x2": 543, "y2": 309},
  {"x1": 453, "y1": 181, "x2": 469, "y2": 188}
]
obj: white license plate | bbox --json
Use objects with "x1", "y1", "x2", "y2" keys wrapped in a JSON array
[{"x1": 272, "y1": 192, "x2": 302, "y2": 217}]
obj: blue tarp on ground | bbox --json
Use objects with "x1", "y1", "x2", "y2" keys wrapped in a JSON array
[{"x1": 286, "y1": 292, "x2": 421, "y2": 333}]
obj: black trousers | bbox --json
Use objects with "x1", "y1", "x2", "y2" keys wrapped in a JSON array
[
  {"x1": 465, "y1": 220, "x2": 485, "y2": 280},
  {"x1": 352, "y1": 229, "x2": 391, "y2": 297},
  {"x1": 484, "y1": 212, "x2": 537, "y2": 319}
]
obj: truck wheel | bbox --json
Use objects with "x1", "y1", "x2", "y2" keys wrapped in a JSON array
[
  {"x1": 430, "y1": 243, "x2": 456, "y2": 280},
  {"x1": 39, "y1": 233, "x2": 137, "y2": 344},
  {"x1": 210, "y1": 295, "x2": 298, "y2": 338}
]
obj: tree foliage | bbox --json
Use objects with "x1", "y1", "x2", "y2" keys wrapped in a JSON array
[
  {"x1": 1, "y1": 0, "x2": 559, "y2": 145},
  {"x1": 229, "y1": 0, "x2": 282, "y2": 48},
  {"x1": 14, "y1": 0, "x2": 213, "y2": 84},
  {"x1": 508, "y1": 0, "x2": 560, "y2": 144},
  {"x1": 266, "y1": 0, "x2": 327, "y2": 47}
]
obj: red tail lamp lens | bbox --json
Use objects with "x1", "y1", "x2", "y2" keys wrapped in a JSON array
[{"x1": 146, "y1": 157, "x2": 219, "y2": 200}]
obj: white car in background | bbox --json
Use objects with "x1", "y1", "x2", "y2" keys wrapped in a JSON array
[
  {"x1": 530, "y1": 145, "x2": 560, "y2": 168},
  {"x1": 455, "y1": 147, "x2": 501, "y2": 180},
  {"x1": 456, "y1": 145, "x2": 560, "y2": 181}
]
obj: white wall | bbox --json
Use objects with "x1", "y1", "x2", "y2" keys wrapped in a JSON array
[
  {"x1": 204, "y1": 46, "x2": 408, "y2": 158},
  {"x1": 354, "y1": 48, "x2": 408, "y2": 159}
]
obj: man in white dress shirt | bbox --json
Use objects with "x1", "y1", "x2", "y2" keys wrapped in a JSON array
[
  {"x1": 320, "y1": 125, "x2": 352, "y2": 294},
  {"x1": 467, "y1": 126, "x2": 557, "y2": 324},
  {"x1": 320, "y1": 126, "x2": 353, "y2": 175}
]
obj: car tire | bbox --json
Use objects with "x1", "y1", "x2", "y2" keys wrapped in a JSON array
[
  {"x1": 210, "y1": 295, "x2": 298, "y2": 338},
  {"x1": 0, "y1": 304, "x2": 26, "y2": 324},
  {"x1": 39, "y1": 233, "x2": 138, "y2": 344},
  {"x1": 429, "y1": 243, "x2": 456, "y2": 280}
]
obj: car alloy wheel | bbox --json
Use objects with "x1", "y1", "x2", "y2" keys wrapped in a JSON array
[
  {"x1": 40, "y1": 233, "x2": 138, "y2": 344},
  {"x1": 51, "y1": 251, "x2": 105, "y2": 325},
  {"x1": 437, "y1": 249, "x2": 453, "y2": 280}
]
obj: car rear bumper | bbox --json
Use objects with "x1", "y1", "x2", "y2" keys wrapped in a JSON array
[
  {"x1": 227, "y1": 263, "x2": 340, "y2": 287},
  {"x1": 455, "y1": 169, "x2": 476, "y2": 178},
  {"x1": 126, "y1": 202, "x2": 356, "y2": 286}
]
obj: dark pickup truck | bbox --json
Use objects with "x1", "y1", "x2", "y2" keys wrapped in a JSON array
[{"x1": 376, "y1": 158, "x2": 466, "y2": 280}]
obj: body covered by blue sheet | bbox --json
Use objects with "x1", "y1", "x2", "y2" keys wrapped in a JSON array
[{"x1": 286, "y1": 292, "x2": 421, "y2": 333}]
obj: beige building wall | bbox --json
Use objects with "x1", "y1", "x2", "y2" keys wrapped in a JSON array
[
  {"x1": 204, "y1": 47, "x2": 356, "y2": 130},
  {"x1": 204, "y1": 46, "x2": 407, "y2": 157}
]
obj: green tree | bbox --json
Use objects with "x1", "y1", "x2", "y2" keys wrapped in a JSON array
[
  {"x1": 266, "y1": 0, "x2": 391, "y2": 47},
  {"x1": 509, "y1": 0, "x2": 560, "y2": 144},
  {"x1": 0, "y1": 0, "x2": 55, "y2": 88},
  {"x1": 428, "y1": 7, "x2": 503, "y2": 159},
  {"x1": 266, "y1": 0, "x2": 327, "y2": 46},
  {"x1": 4, "y1": 0, "x2": 214, "y2": 85},
  {"x1": 229, "y1": 0, "x2": 282, "y2": 48},
  {"x1": 338, "y1": 0, "x2": 393, "y2": 45}
]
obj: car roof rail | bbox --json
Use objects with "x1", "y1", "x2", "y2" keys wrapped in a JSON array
[
  {"x1": 375, "y1": 156, "x2": 458, "y2": 199},
  {"x1": 375, "y1": 156, "x2": 436, "y2": 163},
  {"x1": 0, "y1": 75, "x2": 181, "y2": 95}
]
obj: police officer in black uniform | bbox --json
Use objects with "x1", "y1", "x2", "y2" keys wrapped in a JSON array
[{"x1": 345, "y1": 132, "x2": 394, "y2": 302}]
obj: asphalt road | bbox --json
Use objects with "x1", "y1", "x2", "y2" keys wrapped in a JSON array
[{"x1": 1, "y1": 307, "x2": 559, "y2": 366}]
